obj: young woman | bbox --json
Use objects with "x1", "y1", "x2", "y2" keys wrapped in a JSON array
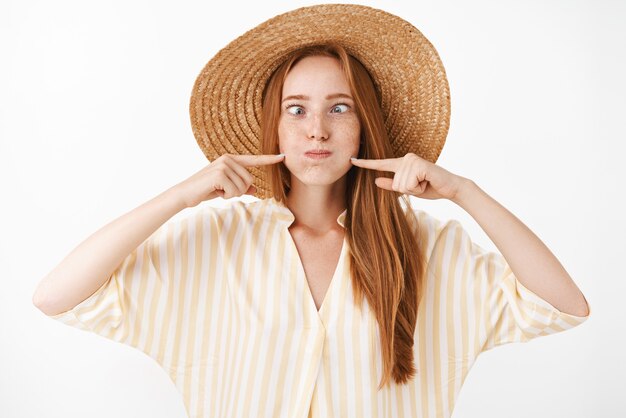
[{"x1": 33, "y1": 4, "x2": 590, "y2": 418}]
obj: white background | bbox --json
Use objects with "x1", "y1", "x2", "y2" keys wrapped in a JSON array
[{"x1": 2, "y1": 0, "x2": 622, "y2": 417}]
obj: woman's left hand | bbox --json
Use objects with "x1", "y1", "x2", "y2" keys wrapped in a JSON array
[{"x1": 350, "y1": 153, "x2": 468, "y2": 201}]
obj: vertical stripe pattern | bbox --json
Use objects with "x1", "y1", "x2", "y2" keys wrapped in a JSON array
[{"x1": 50, "y1": 197, "x2": 591, "y2": 417}]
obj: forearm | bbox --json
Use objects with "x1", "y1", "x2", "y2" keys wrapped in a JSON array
[
  {"x1": 451, "y1": 179, "x2": 589, "y2": 317},
  {"x1": 33, "y1": 186, "x2": 188, "y2": 316}
]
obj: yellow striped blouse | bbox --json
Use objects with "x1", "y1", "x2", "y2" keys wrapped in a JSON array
[{"x1": 49, "y1": 196, "x2": 591, "y2": 418}]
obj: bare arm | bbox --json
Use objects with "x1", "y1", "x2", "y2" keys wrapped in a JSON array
[
  {"x1": 32, "y1": 153, "x2": 285, "y2": 317},
  {"x1": 350, "y1": 153, "x2": 589, "y2": 317},
  {"x1": 451, "y1": 179, "x2": 590, "y2": 317},
  {"x1": 32, "y1": 186, "x2": 187, "y2": 316}
]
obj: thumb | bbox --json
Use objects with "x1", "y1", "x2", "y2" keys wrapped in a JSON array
[
  {"x1": 375, "y1": 177, "x2": 394, "y2": 191},
  {"x1": 244, "y1": 185, "x2": 257, "y2": 195}
]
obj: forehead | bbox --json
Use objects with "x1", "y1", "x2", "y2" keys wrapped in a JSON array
[{"x1": 282, "y1": 55, "x2": 349, "y2": 94}]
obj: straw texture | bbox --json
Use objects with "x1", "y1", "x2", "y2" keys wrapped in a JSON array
[{"x1": 189, "y1": 3, "x2": 451, "y2": 199}]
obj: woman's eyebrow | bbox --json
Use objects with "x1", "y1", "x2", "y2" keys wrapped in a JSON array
[{"x1": 282, "y1": 93, "x2": 353, "y2": 103}]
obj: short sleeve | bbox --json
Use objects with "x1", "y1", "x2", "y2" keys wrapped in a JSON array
[
  {"x1": 414, "y1": 208, "x2": 591, "y2": 355},
  {"x1": 479, "y1": 252, "x2": 591, "y2": 353},
  {"x1": 49, "y1": 205, "x2": 219, "y2": 363}
]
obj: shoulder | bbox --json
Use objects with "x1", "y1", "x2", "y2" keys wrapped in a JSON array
[
  {"x1": 409, "y1": 207, "x2": 461, "y2": 236},
  {"x1": 190, "y1": 198, "x2": 283, "y2": 229},
  {"x1": 403, "y1": 203, "x2": 468, "y2": 259}
]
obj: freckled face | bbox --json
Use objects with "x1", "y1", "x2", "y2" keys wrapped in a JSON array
[{"x1": 278, "y1": 55, "x2": 361, "y2": 187}]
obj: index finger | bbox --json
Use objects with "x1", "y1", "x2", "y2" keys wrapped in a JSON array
[
  {"x1": 231, "y1": 154, "x2": 285, "y2": 167},
  {"x1": 350, "y1": 157, "x2": 400, "y2": 172}
]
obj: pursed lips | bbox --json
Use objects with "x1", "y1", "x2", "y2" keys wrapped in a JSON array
[
  {"x1": 305, "y1": 149, "x2": 332, "y2": 154},
  {"x1": 304, "y1": 149, "x2": 333, "y2": 159}
]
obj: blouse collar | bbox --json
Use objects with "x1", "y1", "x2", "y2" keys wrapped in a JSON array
[{"x1": 266, "y1": 197, "x2": 347, "y2": 228}]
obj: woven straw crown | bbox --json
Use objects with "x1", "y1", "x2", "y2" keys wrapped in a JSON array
[{"x1": 189, "y1": 3, "x2": 451, "y2": 199}]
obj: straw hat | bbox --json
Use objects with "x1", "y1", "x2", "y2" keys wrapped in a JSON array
[{"x1": 189, "y1": 3, "x2": 451, "y2": 199}]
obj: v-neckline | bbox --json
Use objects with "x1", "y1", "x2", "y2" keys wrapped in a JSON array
[{"x1": 285, "y1": 230, "x2": 347, "y2": 319}]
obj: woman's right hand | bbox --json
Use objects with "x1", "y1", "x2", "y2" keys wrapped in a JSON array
[{"x1": 174, "y1": 153, "x2": 285, "y2": 208}]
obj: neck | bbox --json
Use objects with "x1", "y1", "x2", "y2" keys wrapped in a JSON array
[{"x1": 285, "y1": 177, "x2": 347, "y2": 233}]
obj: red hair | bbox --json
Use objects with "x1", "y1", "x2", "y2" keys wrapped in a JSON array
[{"x1": 261, "y1": 43, "x2": 427, "y2": 389}]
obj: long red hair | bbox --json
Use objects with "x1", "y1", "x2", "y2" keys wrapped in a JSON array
[{"x1": 260, "y1": 43, "x2": 427, "y2": 389}]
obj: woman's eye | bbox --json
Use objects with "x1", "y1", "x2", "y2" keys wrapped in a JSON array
[
  {"x1": 285, "y1": 103, "x2": 350, "y2": 115},
  {"x1": 285, "y1": 104, "x2": 304, "y2": 115},
  {"x1": 331, "y1": 103, "x2": 349, "y2": 113}
]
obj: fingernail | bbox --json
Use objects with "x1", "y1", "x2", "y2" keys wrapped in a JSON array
[
  {"x1": 278, "y1": 153, "x2": 285, "y2": 157},
  {"x1": 350, "y1": 157, "x2": 357, "y2": 161}
]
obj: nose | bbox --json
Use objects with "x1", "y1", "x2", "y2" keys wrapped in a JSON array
[{"x1": 307, "y1": 112, "x2": 329, "y2": 141}]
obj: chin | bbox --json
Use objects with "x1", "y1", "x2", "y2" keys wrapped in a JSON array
[
  {"x1": 292, "y1": 169, "x2": 349, "y2": 187},
  {"x1": 295, "y1": 176, "x2": 339, "y2": 186}
]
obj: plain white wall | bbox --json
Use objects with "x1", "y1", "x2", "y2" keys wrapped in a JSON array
[{"x1": 1, "y1": 0, "x2": 622, "y2": 416}]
